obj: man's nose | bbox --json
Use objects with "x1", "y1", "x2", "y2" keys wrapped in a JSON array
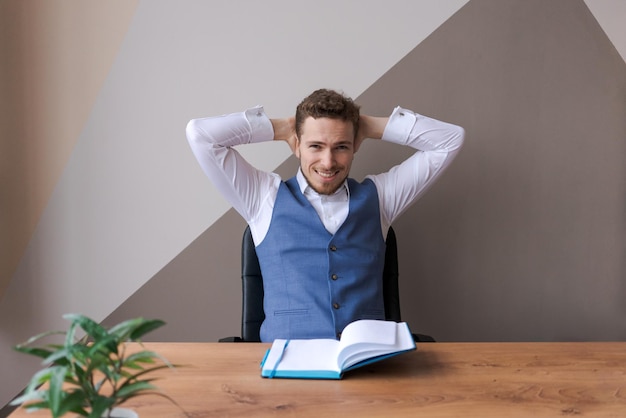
[{"x1": 320, "y1": 149, "x2": 335, "y2": 167}]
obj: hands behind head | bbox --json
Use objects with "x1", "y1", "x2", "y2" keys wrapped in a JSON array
[
  {"x1": 271, "y1": 117, "x2": 298, "y2": 153},
  {"x1": 355, "y1": 115, "x2": 388, "y2": 152},
  {"x1": 272, "y1": 114, "x2": 388, "y2": 155}
]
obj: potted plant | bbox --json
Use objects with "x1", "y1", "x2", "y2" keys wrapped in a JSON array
[{"x1": 10, "y1": 313, "x2": 181, "y2": 418}]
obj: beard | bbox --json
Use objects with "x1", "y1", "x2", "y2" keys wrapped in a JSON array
[{"x1": 301, "y1": 166, "x2": 348, "y2": 195}]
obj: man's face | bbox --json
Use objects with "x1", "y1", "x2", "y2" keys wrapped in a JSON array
[{"x1": 295, "y1": 117, "x2": 355, "y2": 195}]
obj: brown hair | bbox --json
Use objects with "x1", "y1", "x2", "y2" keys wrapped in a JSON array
[{"x1": 295, "y1": 89, "x2": 360, "y2": 139}]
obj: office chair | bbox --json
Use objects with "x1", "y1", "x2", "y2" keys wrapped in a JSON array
[{"x1": 219, "y1": 226, "x2": 435, "y2": 342}]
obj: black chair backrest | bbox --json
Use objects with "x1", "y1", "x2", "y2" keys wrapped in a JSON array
[
  {"x1": 241, "y1": 226, "x2": 265, "y2": 342},
  {"x1": 240, "y1": 225, "x2": 403, "y2": 342}
]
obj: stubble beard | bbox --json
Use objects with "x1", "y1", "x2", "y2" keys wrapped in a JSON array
[{"x1": 301, "y1": 165, "x2": 348, "y2": 195}]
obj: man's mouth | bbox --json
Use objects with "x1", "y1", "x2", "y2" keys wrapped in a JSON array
[{"x1": 316, "y1": 170, "x2": 339, "y2": 179}]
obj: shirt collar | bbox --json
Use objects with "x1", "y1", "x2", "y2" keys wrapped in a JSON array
[{"x1": 296, "y1": 168, "x2": 349, "y2": 200}]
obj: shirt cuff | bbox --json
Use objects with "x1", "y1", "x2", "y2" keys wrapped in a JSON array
[
  {"x1": 245, "y1": 106, "x2": 274, "y2": 143},
  {"x1": 381, "y1": 106, "x2": 417, "y2": 145}
]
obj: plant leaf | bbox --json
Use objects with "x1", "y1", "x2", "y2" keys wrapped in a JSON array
[
  {"x1": 122, "y1": 350, "x2": 160, "y2": 370},
  {"x1": 129, "y1": 319, "x2": 165, "y2": 340},
  {"x1": 48, "y1": 366, "x2": 68, "y2": 416},
  {"x1": 129, "y1": 349, "x2": 173, "y2": 370},
  {"x1": 14, "y1": 314, "x2": 177, "y2": 417},
  {"x1": 22, "y1": 367, "x2": 57, "y2": 393},
  {"x1": 87, "y1": 334, "x2": 118, "y2": 358},
  {"x1": 108, "y1": 317, "x2": 165, "y2": 342},
  {"x1": 88, "y1": 395, "x2": 115, "y2": 418},
  {"x1": 64, "y1": 317, "x2": 80, "y2": 348},
  {"x1": 9, "y1": 389, "x2": 46, "y2": 406},
  {"x1": 43, "y1": 347, "x2": 72, "y2": 366},
  {"x1": 107, "y1": 318, "x2": 142, "y2": 340},
  {"x1": 13, "y1": 346, "x2": 54, "y2": 361},
  {"x1": 23, "y1": 401, "x2": 50, "y2": 412},
  {"x1": 63, "y1": 313, "x2": 109, "y2": 342},
  {"x1": 120, "y1": 363, "x2": 172, "y2": 383},
  {"x1": 57, "y1": 390, "x2": 89, "y2": 417},
  {"x1": 115, "y1": 380, "x2": 157, "y2": 400},
  {"x1": 15, "y1": 330, "x2": 65, "y2": 347},
  {"x1": 14, "y1": 336, "x2": 65, "y2": 363}
]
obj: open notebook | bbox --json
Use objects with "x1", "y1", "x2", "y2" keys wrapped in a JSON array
[{"x1": 261, "y1": 319, "x2": 416, "y2": 379}]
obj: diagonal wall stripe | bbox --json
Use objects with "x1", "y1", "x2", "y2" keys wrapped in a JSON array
[
  {"x1": 584, "y1": 0, "x2": 626, "y2": 63},
  {"x1": 106, "y1": 0, "x2": 626, "y2": 346},
  {"x1": 102, "y1": 0, "x2": 471, "y2": 340}
]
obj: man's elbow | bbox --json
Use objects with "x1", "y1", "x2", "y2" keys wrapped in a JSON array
[
  {"x1": 450, "y1": 125, "x2": 466, "y2": 151},
  {"x1": 185, "y1": 118, "x2": 204, "y2": 145}
]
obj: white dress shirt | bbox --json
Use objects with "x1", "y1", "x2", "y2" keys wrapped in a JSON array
[{"x1": 186, "y1": 106, "x2": 464, "y2": 245}]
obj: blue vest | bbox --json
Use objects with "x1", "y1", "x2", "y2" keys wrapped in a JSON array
[{"x1": 255, "y1": 177, "x2": 386, "y2": 342}]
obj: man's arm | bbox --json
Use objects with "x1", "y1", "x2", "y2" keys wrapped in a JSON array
[
  {"x1": 355, "y1": 115, "x2": 389, "y2": 151},
  {"x1": 185, "y1": 106, "x2": 279, "y2": 223},
  {"x1": 366, "y1": 107, "x2": 465, "y2": 228},
  {"x1": 270, "y1": 117, "x2": 297, "y2": 151}
]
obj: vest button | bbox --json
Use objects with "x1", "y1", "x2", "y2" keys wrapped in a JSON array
[
  {"x1": 333, "y1": 302, "x2": 340, "y2": 309},
  {"x1": 330, "y1": 245, "x2": 337, "y2": 251},
  {"x1": 331, "y1": 274, "x2": 338, "y2": 280}
]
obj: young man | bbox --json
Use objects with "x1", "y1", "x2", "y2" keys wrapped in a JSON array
[{"x1": 186, "y1": 89, "x2": 464, "y2": 342}]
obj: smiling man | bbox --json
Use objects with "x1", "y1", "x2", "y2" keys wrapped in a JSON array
[{"x1": 186, "y1": 89, "x2": 464, "y2": 342}]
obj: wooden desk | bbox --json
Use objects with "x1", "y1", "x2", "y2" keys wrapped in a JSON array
[{"x1": 8, "y1": 342, "x2": 626, "y2": 417}]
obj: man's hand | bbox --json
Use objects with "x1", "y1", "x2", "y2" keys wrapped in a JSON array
[
  {"x1": 355, "y1": 115, "x2": 389, "y2": 152},
  {"x1": 271, "y1": 117, "x2": 298, "y2": 153}
]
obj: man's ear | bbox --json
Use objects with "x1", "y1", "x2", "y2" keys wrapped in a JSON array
[{"x1": 294, "y1": 137, "x2": 301, "y2": 158}]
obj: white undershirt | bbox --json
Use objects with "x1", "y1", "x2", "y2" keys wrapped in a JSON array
[{"x1": 300, "y1": 169, "x2": 350, "y2": 235}]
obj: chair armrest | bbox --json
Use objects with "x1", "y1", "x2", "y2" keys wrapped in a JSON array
[
  {"x1": 218, "y1": 336, "x2": 244, "y2": 343},
  {"x1": 412, "y1": 333, "x2": 436, "y2": 342}
]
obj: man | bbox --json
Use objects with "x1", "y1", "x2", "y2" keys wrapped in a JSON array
[{"x1": 186, "y1": 89, "x2": 464, "y2": 342}]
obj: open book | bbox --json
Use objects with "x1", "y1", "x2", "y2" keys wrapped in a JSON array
[{"x1": 260, "y1": 319, "x2": 416, "y2": 379}]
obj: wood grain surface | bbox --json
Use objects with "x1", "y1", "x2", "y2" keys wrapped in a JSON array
[{"x1": 8, "y1": 342, "x2": 626, "y2": 417}]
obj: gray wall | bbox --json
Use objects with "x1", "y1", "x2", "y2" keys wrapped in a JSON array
[
  {"x1": 106, "y1": 0, "x2": 626, "y2": 344},
  {"x1": 2, "y1": 0, "x2": 625, "y2": 408}
]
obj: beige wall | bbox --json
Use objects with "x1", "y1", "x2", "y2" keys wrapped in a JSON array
[
  {"x1": 1, "y1": 0, "x2": 625, "y2": 410},
  {"x1": 0, "y1": 1, "x2": 139, "y2": 296}
]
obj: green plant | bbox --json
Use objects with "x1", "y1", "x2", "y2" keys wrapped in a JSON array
[{"x1": 11, "y1": 313, "x2": 177, "y2": 418}]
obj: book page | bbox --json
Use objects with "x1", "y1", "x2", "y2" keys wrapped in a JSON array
[
  {"x1": 342, "y1": 325, "x2": 416, "y2": 370},
  {"x1": 337, "y1": 320, "x2": 411, "y2": 369},
  {"x1": 263, "y1": 339, "x2": 341, "y2": 374},
  {"x1": 339, "y1": 320, "x2": 398, "y2": 348}
]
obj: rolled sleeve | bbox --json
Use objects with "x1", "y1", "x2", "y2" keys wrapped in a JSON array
[
  {"x1": 245, "y1": 106, "x2": 275, "y2": 144},
  {"x1": 381, "y1": 107, "x2": 417, "y2": 145}
]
